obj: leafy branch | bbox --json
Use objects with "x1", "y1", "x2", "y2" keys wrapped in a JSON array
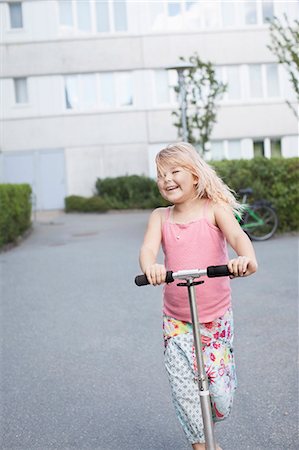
[
  {"x1": 267, "y1": 14, "x2": 299, "y2": 117},
  {"x1": 171, "y1": 53, "x2": 227, "y2": 155}
]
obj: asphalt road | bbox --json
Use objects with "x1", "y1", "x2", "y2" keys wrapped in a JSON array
[{"x1": 0, "y1": 211, "x2": 298, "y2": 450}]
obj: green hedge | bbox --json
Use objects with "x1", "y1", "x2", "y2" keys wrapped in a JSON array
[
  {"x1": 0, "y1": 184, "x2": 32, "y2": 248},
  {"x1": 66, "y1": 158, "x2": 298, "y2": 233},
  {"x1": 212, "y1": 157, "x2": 299, "y2": 232},
  {"x1": 95, "y1": 175, "x2": 168, "y2": 209},
  {"x1": 65, "y1": 195, "x2": 110, "y2": 213}
]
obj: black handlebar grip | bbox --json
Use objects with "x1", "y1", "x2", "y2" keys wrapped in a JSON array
[
  {"x1": 135, "y1": 271, "x2": 174, "y2": 286},
  {"x1": 135, "y1": 274, "x2": 150, "y2": 286},
  {"x1": 207, "y1": 265, "x2": 231, "y2": 278}
]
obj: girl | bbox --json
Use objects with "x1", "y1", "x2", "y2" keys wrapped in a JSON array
[{"x1": 139, "y1": 142, "x2": 258, "y2": 450}]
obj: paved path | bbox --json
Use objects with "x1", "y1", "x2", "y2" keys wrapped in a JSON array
[{"x1": 1, "y1": 212, "x2": 298, "y2": 450}]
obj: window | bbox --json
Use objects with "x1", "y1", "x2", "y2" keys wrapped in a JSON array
[
  {"x1": 80, "y1": 74, "x2": 97, "y2": 108},
  {"x1": 155, "y1": 70, "x2": 170, "y2": 104},
  {"x1": 266, "y1": 64, "x2": 280, "y2": 97},
  {"x1": 14, "y1": 78, "x2": 28, "y2": 104},
  {"x1": 9, "y1": 2, "x2": 23, "y2": 28},
  {"x1": 59, "y1": 0, "x2": 73, "y2": 27},
  {"x1": 262, "y1": 1, "x2": 274, "y2": 23},
  {"x1": 168, "y1": 1, "x2": 181, "y2": 16},
  {"x1": 65, "y1": 75, "x2": 79, "y2": 109},
  {"x1": 221, "y1": 1, "x2": 236, "y2": 27},
  {"x1": 186, "y1": 1, "x2": 196, "y2": 11},
  {"x1": 113, "y1": 0, "x2": 127, "y2": 32},
  {"x1": 149, "y1": 2, "x2": 165, "y2": 31},
  {"x1": 249, "y1": 65, "x2": 263, "y2": 98},
  {"x1": 117, "y1": 72, "x2": 133, "y2": 106},
  {"x1": 270, "y1": 139, "x2": 282, "y2": 157},
  {"x1": 244, "y1": 0, "x2": 257, "y2": 25},
  {"x1": 99, "y1": 73, "x2": 115, "y2": 107},
  {"x1": 59, "y1": 0, "x2": 128, "y2": 33},
  {"x1": 77, "y1": 0, "x2": 92, "y2": 31},
  {"x1": 211, "y1": 141, "x2": 225, "y2": 161},
  {"x1": 64, "y1": 72, "x2": 133, "y2": 110},
  {"x1": 227, "y1": 140, "x2": 242, "y2": 159},
  {"x1": 65, "y1": 74, "x2": 97, "y2": 110},
  {"x1": 226, "y1": 66, "x2": 241, "y2": 100},
  {"x1": 253, "y1": 140, "x2": 265, "y2": 157},
  {"x1": 95, "y1": 0, "x2": 109, "y2": 32}
]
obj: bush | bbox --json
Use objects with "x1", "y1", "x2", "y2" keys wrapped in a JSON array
[
  {"x1": 212, "y1": 157, "x2": 299, "y2": 232},
  {"x1": 65, "y1": 195, "x2": 109, "y2": 213},
  {"x1": 0, "y1": 184, "x2": 32, "y2": 248},
  {"x1": 95, "y1": 175, "x2": 168, "y2": 209},
  {"x1": 67, "y1": 158, "x2": 298, "y2": 233}
]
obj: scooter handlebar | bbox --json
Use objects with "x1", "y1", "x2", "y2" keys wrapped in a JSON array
[
  {"x1": 135, "y1": 265, "x2": 231, "y2": 286},
  {"x1": 206, "y1": 265, "x2": 231, "y2": 277},
  {"x1": 135, "y1": 271, "x2": 174, "y2": 286}
]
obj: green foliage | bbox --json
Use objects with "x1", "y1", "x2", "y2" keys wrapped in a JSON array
[
  {"x1": 171, "y1": 53, "x2": 227, "y2": 153},
  {"x1": 0, "y1": 184, "x2": 32, "y2": 248},
  {"x1": 212, "y1": 157, "x2": 299, "y2": 232},
  {"x1": 66, "y1": 159, "x2": 298, "y2": 233},
  {"x1": 65, "y1": 195, "x2": 110, "y2": 213},
  {"x1": 95, "y1": 175, "x2": 168, "y2": 209},
  {"x1": 267, "y1": 14, "x2": 299, "y2": 117}
]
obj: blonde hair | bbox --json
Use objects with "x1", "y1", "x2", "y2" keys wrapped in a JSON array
[{"x1": 156, "y1": 142, "x2": 241, "y2": 213}]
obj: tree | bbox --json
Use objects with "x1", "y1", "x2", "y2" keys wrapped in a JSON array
[
  {"x1": 171, "y1": 53, "x2": 227, "y2": 155},
  {"x1": 267, "y1": 14, "x2": 299, "y2": 118}
]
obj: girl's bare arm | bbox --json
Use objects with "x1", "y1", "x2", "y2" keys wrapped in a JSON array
[
  {"x1": 139, "y1": 208, "x2": 166, "y2": 285},
  {"x1": 214, "y1": 203, "x2": 258, "y2": 277}
]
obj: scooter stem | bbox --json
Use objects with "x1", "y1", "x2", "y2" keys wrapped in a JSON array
[{"x1": 185, "y1": 279, "x2": 217, "y2": 450}]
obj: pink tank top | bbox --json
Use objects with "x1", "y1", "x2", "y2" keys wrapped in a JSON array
[{"x1": 162, "y1": 202, "x2": 231, "y2": 323}]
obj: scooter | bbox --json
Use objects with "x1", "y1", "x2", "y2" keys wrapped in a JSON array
[{"x1": 135, "y1": 265, "x2": 231, "y2": 450}]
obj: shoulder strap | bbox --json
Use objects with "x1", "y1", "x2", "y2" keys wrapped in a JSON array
[{"x1": 160, "y1": 206, "x2": 172, "y2": 226}]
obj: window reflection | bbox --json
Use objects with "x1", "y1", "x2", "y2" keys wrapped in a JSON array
[
  {"x1": 203, "y1": 1, "x2": 220, "y2": 28},
  {"x1": 65, "y1": 76, "x2": 78, "y2": 109},
  {"x1": 227, "y1": 66, "x2": 241, "y2": 100},
  {"x1": 155, "y1": 70, "x2": 170, "y2": 104},
  {"x1": 96, "y1": 0, "x2": 109, "y2": 32},
  {"x1": 113, "y1": 0, "x2": 128, "y2": 32},
  {"x1": 221, "y1": 1, "x2": 236, "y2": 27},
  {"x1": 167, "y1": 1, "x2": 181, "y2": 16},
  {"x1": 14, "y1": 78, "x2": 28, "y2": 104},
  {"x1": 270, "y1": 139, "x2": 282, "y2": 157},
  {"x1": 262, "y1": 1, "x2": 274, "y2": 23},
  {"x1": 266, "y1": 64, "x2": 279, "y2": 97},
  {"x1": 59, "y1": 0, "x2": 73, "y2": 27},
  {"x1": 118, "y1": 72, "x2": 133, "y2": 106},
  {"x1": 244, "y1": 0, "x2": 257, "y2": 25},
  {"x1": 211, "y1": 141, "x2": 225, "y2": 160},
  {"x1": 249, "y1": 65, "x2": 263, "y2": 98},
  {"x1": 253, "y1": 140, "x2": 265, "y2": 157},
  {"x1": 81, "y1": 74, "x2": 97, "y2": 108},
  {"x1": 100, "y1": 73, "x2": 115, "y2": 107},
  {"x1": 228, "y1": 140, "x2": 241, "y2": 159},
  {"x1": 9, "y1": 2, "x2": 23, "y2": 28},
  {"x1": 77, "y1": 0, "x2": 91, "y2": 31},
  {"x1": 184, "y1": 1, "x2": 202, "y2": 29}
]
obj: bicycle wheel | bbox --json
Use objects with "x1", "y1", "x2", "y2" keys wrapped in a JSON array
[{"x1": 242, "y1": 204, "x2": 278, "y2": 241}]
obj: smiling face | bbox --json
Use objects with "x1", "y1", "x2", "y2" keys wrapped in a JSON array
[{"x1": 157, "y1": 164, "x2": 198, "y2": 204}]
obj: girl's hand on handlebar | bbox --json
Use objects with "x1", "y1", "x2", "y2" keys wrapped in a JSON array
[
  {"x1": 228, "y1": 256, "x2": 258, "y2": 278},
  {"x1": 145, "y1": 263, "x2": 166, "y2": 286}
]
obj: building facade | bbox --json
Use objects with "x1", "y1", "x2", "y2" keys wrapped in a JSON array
[{"x1": 0, "y1": 0, "x2": 298, "y2": 209}]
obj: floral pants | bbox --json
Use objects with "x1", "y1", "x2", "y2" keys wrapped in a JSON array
[{"x1": 163, "y1": 308, "x2": 237, "y2": 444}]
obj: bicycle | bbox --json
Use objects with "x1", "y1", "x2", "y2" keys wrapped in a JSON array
[{"x1": 237, "y1": 188, "x2": 278, "y2": 241}]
